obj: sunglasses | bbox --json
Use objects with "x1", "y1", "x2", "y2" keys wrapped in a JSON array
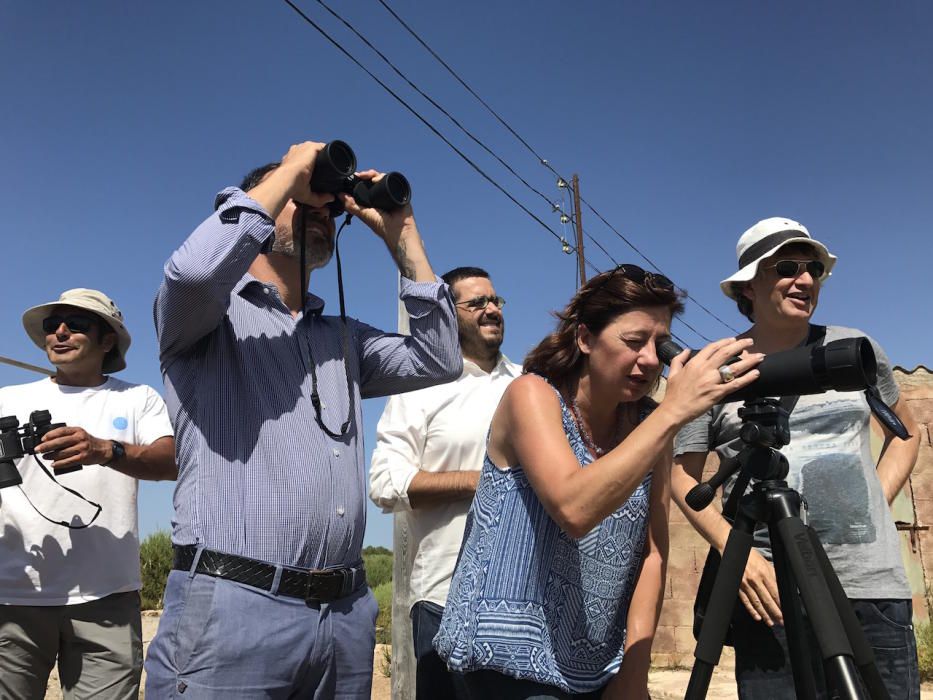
[
  {"x1": 764, "y1": 259, "x2": 826, "y2": 279},
  {"x1": 455, "y1": 295, "x2": 506, "y2": 311},
  {"x1": 588, "y1": 264, "x2": 675, "y2": 300},
  {"x1": 42, "y1": 314, "x2": 97, "y2": 335}
]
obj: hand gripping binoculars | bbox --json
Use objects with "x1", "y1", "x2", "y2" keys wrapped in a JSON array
[{"x1": 310, "y1": 141, "x2": 411, "y2": 215}]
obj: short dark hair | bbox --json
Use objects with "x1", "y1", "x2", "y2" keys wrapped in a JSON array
[
  {"x1": 441, "y1": 266, "x2": 490, "y2": 295},
  {"x1": 240, "y1": 162, "x2": 281, "y2": 192},
  {"x1": 733, "y1": 285, "x2": 754, "y2": 322},
  {"x1": 733, "y1": 242, "x2": 819, "y2": 323}
]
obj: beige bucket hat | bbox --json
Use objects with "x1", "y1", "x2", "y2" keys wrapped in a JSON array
[{"x1": 22, "y1": 288, "x2": 132, "y2": 373}]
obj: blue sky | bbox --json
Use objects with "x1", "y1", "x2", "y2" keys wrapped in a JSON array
[{"x1": 2, "y1": 2, "x2": 930, "y2": 549}]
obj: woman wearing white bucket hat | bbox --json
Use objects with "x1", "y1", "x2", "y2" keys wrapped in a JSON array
[{"x1": 671, "y1": 218, "x2": 920, "y2": 699}]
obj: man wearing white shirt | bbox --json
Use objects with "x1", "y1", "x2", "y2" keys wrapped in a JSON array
[
  {"x1": 0, "y1": 288, "x2": 175, "y2": 700},
  {"x1": 370, "y1": 267, "x2": 521, "y2": 699}
]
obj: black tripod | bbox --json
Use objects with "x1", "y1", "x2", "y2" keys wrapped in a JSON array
[{"x1": 685, "y1": 399, "x2": 890, "y2": 700}]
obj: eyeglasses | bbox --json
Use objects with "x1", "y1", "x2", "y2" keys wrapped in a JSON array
[
  {"x1": 455, "y1": 295, "x2": 506, "y2": 311},
  {"x1": 764, "y1": 260, "x2": 826, "y2": 279},
  {"x1": 588, "y1": 264, "x2": 675, "y2": 300},
  {"x1": 42, "y1": 314, "x2": 97, "y2": 335}
]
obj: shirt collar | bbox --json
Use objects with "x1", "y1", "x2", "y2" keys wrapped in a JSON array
[
  {"x1": 234, "y1": 273, "x2": 326, "y2": 315},
  {"x1": 462, "y1": 353, "x2": 520, "y2": 378}
]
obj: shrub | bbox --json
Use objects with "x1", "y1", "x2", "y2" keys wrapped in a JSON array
[
  {"x1": 917, "y1": 620, "x2": 933, "y2": 682},
  {"x1": 373, "y1": 580, "x2": 393, "y2": 644},
  {"x1": 363, "y1": 545, "x2": 392, "y2": 557},
  {"x1": 140, "y1": 530, "x2": 173, "y2": 610},
  {"x1": 364, "y1": 552, "x2": 393, "y2": 590}
]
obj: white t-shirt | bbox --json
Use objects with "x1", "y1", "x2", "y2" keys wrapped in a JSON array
[
  {"x1": 369, "y1": 355, "x2": 521, "y2": 609},
  {"x1": 0, "y1": 377, "x2": 173, "y2": 605}
]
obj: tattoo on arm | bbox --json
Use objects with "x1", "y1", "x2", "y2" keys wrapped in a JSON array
[{"x1": 396, "y1": 238, "x2": 417, "y2": 280}]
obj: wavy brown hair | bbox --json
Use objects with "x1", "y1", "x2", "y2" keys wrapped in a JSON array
[{"x1": 523, "y1": 265, "x2": 685, "y2": 391}]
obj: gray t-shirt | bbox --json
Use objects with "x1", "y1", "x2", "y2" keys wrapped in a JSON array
[{"x1": 674, "y1": 325, "x2": 909, "y2": 599}]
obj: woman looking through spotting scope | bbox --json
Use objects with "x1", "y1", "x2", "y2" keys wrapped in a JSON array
[{"x1": 434, "y1": 264, "x2": 763, "y2": 699}]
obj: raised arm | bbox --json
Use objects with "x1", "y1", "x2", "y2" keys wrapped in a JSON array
[
  {"x1": 355, "y1": 277, "x2": 462, "y2": 399},
  {"x1": 154, "y1": 190, "x2": 275, "y2": 361},
  {"x1": 155, "y1": 141, "x2": 335, "y2": 361},
  {"x1": 490, "y1": 338, "x2": 762, "y2": 538}
]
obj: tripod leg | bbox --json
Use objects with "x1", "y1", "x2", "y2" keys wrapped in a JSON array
[
  {"x1": 807, "y1": 527, "x2": 892, "y2": 700},
  {"x1": 769, "y1": 524, "x2": 820, "y2": 700},
  {"x1": 686, "y1": 515, "x2": 755, "y2": 700},
  {"x1": 774, "y1": 516, "x2": 866, "y2": 700}
]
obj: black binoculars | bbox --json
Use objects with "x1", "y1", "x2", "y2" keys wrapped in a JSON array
[
  {"x1": 0, "y1": 410, "x2": 72, "y2": 489},
  {"x1": 310, "y1": 140, "x2": 411, "y2": 215}
]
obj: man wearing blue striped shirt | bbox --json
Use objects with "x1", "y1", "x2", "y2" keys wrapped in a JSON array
[{"x1": 145, "y1": 141, "x2": 462, "y2": 698}]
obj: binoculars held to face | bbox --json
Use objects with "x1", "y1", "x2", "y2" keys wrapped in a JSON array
[{"x1": 310, "y1": 141, "x2": 411, "y2": 215}]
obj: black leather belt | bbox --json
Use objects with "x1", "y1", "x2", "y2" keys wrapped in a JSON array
[{"x1": 172, "y1": 545, "x2": 366, "y2": 604}]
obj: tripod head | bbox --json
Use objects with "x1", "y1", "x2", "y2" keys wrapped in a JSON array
[{"x1": 685, "y1": 398, "x2": 791, "y2": 512}]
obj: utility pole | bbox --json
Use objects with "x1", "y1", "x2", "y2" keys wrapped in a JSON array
[{"x1": 572, "y1": 174, "x2": 586, "y2": 284}]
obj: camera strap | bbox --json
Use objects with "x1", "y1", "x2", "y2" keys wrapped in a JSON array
[
  {"x1": 299, "y1": 209, "x2": 355, "y2": 440},
  {"x1": 16, "y1": 454, "x2": 102, "y2": 529}
]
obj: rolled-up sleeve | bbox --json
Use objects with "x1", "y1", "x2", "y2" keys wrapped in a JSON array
[
  {"x1": 357, "y1": 276, "x2": 462, "y2": 399},
  {"x1": 369, "y1": 394, "x2": 425, "y2": 512},
  {"x1": 154, "y1": 188, "x2": 274, "y2": 364}
]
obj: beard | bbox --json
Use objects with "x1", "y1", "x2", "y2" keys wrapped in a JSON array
[
  {"x1": 272, "y1": 223, "x2": 334, "y2": 271},
  {"x1": 459, "y1": 321, "x2": 503, "y2": 362}
]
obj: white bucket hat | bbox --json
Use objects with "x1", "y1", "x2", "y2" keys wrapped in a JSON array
[
  {"x1": 22, "y1": 288, "x2": 132, "y2": 373},
  {"x1": 720, "y1": 217, "x2": 837, "y2": 300}
]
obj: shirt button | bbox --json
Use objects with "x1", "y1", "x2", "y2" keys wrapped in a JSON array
[
  {"x1": 337, "y1": 506, "x2": 345, "y2": 516},
  {"x1": 332, "y1": 448, "x2": 340, "y2": 457}
]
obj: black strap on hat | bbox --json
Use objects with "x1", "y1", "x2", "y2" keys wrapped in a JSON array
[{"x1": 738, "y1": 229, "x2": 807, "y2": 268}]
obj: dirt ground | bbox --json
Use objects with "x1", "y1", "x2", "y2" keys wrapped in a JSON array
[{"x1": 44, "y1": 611, "x2": 391, "y2": 699}]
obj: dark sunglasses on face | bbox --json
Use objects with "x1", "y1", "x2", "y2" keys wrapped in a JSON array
[
  {"x1": 455, "y1": 295, "x2": 506, "y2": 311},
  {"x1": 765, "y1": 259, "x2": 826, "y2": 279},
  {"x1": 42, "y1": 314, "x2": 97, "y2": 335}
]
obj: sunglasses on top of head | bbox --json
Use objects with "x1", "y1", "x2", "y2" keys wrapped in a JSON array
[{"x1": 588, "y1": 264, "x2": 676, "y2": 299}]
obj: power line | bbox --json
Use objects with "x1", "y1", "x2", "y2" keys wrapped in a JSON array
[
  {"x1": 280, "y1": 0, "x2": 575, "y2": 254},
  {"x1": 299, "y1": 0, "x2": 675, "y2": 299},
  {"x1": 376, "y1": 0, "x2": 738, "y2": 336},
  {"x1": 375, "y1": 0, "x2": 565, "y2": 184},
  {"x1": 579, "y1": 199, "x2": 738, "y2": 335},
  {"x1": 313, "y1": 0, "x2": 560, "y2": 214}
]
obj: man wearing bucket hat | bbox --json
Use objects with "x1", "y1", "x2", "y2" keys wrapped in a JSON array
[
  {"x1": 671, "y1": 218, "x2": 920, "y2": 699},
  {"x1": 0, "y1": 288, "x2": 176, "y2": 700}
]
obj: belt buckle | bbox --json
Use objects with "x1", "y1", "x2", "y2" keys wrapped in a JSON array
[{"x1": 305, "y1": 568, "x2": 348, "y2": 604}]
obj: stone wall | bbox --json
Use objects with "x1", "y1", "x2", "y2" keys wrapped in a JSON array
[{"x1": 653, "y1": 367, "x2": 933, "y2": 667}]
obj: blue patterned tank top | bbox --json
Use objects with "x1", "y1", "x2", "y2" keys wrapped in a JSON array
[{"x1": 434, "y1": 383, "x2": 653, "y2": 693}]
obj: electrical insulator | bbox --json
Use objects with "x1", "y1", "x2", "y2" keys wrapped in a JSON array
[
  {"x1": 561, "y1": 238, "x2": 572, "y2": 254},
  {"x1": 560, "y1": 214, "x2": 570, "y2": 224},
  {"x1": 557, "y1": 178, "x2": 568, "y2": 189}
]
